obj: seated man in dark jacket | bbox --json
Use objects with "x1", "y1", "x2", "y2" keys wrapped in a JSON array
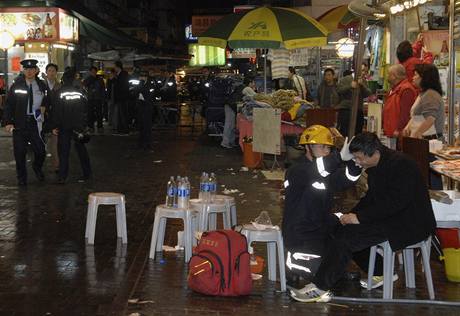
[
  {"x1": 282, "y1": 125, "x2": 362, "y2": 283},
  {"x1": 290, "y1": 132, "x2": 436, "y2": 303}
]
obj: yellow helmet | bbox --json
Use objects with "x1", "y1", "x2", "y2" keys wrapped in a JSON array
[
  {"x1": 299, "y1": 125, "x2": 334, "y2": 146},
  {"x1": 97, "y1": 70, "x2": 104, "y2": 76}
]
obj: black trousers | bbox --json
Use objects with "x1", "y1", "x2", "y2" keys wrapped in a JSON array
[
  {"x1": 137, "y1": 101, "x2": 153, "y2": 149},
  {"x1": 88, "y1": 99, "x2": 103, "y2": 128},
  {"x1": 58, "y1": 129, "x2": 92, "y2": 180},
  {"x1": 337, "y1": 109, "x2": 364, "y2": 137},
  {"x1": 116, "y1": 100, "x2": 129, "y2": 133},
  {"x1": 12, "y1": 118, "x2": 46, "y2": 182},
  {"x1": 312, "y1": 222, "x2": 386, "y2": 290}
]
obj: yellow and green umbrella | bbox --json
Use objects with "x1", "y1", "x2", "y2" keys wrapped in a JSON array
[
  {"x1": 317, "y1": 5, "x2": 360, "y2": 33},
  {"x1": 198, "y1": 6, "x2": 328, "y2": 49}
]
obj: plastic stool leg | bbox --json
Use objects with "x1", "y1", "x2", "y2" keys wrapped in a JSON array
[
  {"x1": 222, "y1": 210, "x2": 231, "y2": 230},
  {"x1": 382, "y1": 242, "x2": 395, "y2": 299},
  {"x1": 367, "y1": 245, "x2": 377, "y2": 291},
  {"x1": 184, "y1": 212, "x2": 193, "y2": 263},
  {"x1": 277, "y1": 235, "x2": 286, "y2": 292},
  {"x1": 87, "y1": 202, "x2": 99, "y2": 245},
  {"x1": 267, "y1": 242, "x2": 277, "y2": 281},
  {"x1": 403, "y1": 249, "x2": 415, "y2": 288},
  {"x1": 420, "y1": 241, "x2": 435, "y2": 300},
  {"x1": 156, "y1": 217, "x2": 167, "y2": 252},
  {"x1": 230, "y1": 205, "x2": 237, "y2": 226},
  {"x1": 115, "y1": 203, "x2": 122, "y2": 238},
  {"x1": 209, "y1": 213, "x2": 217, "y2": 230},
  {"x1": 119, "y1": 199, "x2": 128, "y2": 244},
  {"x1": 149, "y1": 213, "x2": 161, "y2": 259},
  {"x1": 85, "y1": 198, "x2": 96, "y2": 239}
]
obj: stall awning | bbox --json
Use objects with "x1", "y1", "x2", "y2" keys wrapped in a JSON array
[{"x1": 0, "y1": 0, "x2": 147, "y2": 49}]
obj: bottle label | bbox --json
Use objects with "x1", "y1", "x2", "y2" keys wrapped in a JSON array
[
  {"x1": 185, "y1": 188, "x2": 190, "y2": 196},
  {"x1": 203, "y1": 183, "x2": 210, "y2": 192},
  {"x1": 210, "y1": 183, "x2": 216, "y2": 192},
  {"x1": 178, "y1": 188, "x2": 186, "y2": 197},
  {"x1": 167, "y1": 187, "x2": 175, "y2": 197}
]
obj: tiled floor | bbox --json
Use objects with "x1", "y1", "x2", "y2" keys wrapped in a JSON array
[{"x1": 0, "y1": 103, "x2": 459, "y2": 315}]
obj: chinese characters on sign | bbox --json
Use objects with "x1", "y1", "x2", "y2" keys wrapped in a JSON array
[{"x1": 191, "y1": 15, "x2": 223, "y2": 36}]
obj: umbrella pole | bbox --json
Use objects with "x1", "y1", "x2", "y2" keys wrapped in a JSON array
[
  {"x1": 448, "y1": 0, "x2": 455, "y2": 145},
  {"x1": 348, "y1": 16, "x2": 367, "y2": 138},
  {"x1": 264, "y1": 52, "x2": 267, "y2": 93}
]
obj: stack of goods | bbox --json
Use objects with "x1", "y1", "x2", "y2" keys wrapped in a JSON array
[
  {"x1": 430, "y1": 160, "x2": 460, "y2": 181},
  {"x1": 271, "y1": 89, "x2": 297, "y2": 111},
  {"x1": 240, "y1": 95, "x2": 272, "y2": 120},
  {"x1": 253, "y1": 93, "x2": 274, "y2": 106}
]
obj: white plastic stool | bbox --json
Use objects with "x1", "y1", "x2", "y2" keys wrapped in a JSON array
[
  {"x1": 215, "y1": 194, "x2": 237, "y2": 226},
  {"x1": 85, "y1": 192, "x2": 128, "y2": 245},
  {"x1": 367, "y1": 236, "x2": 434, "y2": 299},
  {"x1": 190, "y1": 199, "x2": 231, "y2": 231},
  {"x1": 240, "y1": 225, "x2": 286, "y2": 292},
  {"x1": 149, "y1": 205, "x2": 197, "y2": 263}
]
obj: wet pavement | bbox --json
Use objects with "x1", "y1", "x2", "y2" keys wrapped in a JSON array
[{"x1": 0, "y1": 105, "x2": 460, "y2": 315}]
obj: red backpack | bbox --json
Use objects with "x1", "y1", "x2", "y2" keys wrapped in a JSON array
[{"x1": 188, "y1": 229, "x2": 252, "y2": 296}]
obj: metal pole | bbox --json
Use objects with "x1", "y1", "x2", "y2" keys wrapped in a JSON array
[
  {"x1": 263, "y1": 51, "x2": 267, "y2": 93},
  {"x1": 448, "y1": 0, "x2": 456, "y2": 145},
  {"x1": 348, "y1": 16, "x2": 367, "y2": 138},
  {"x1": 4, "y1": 49, "x2": 7, "y2": 89}
]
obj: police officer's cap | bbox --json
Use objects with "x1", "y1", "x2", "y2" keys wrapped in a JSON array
[{"x1": 20, "y1": 59, "x2": 39, "y2": 68}]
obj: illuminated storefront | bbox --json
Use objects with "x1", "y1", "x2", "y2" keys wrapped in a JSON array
[
  {"x1": 0, "y1": 7, "x2": 79, "y2": 84},
  {"x1": 188, "y1": 44, "x2": 225, "y2": 67}
]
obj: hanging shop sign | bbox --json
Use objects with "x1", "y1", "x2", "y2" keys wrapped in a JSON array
[
  {"x1": 0, "y1": 8, "x2": 79, "y2": 43},
  {"x1": 227, "y1": 48, "x2": 256, "y2": 59},
  {"x1": 59, "y1": 11, "x2": 79, "y2": 43},
  {"x1": 24, "y1": 52, "x2": 49, "y2": 74},
  {"x1": 189, "y1": 44, "x2": 225, "y2": 66},
  {"x1": 191, "y1": 15, "x2": 223, "y2": 37},
  {"x1": 335, "y1": 37, "x2": 355, "y2": 58},
  {"x1": 185, "y1": 24, "x2": 198, "y2": 41}
]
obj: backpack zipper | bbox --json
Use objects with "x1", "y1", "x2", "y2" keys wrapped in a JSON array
[
  {"x1": 234, "y1": 250, "x2": 249, "y2": 273},
  {"x1": 215, "y1": 231, "x2": 232, "y2": 288},
  {"x1": 199, "y1": 249, "x2": 225, "y2": 291},
  {"x1": 191, "y1": 254, "x2": 214, "y2": 275}
]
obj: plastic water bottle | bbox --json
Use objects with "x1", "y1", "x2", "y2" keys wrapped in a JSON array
[
  {"x1": 165, "y1": 176, "x2": 176, "y2": 207},
  {"x1": 199, "y1": 172, "x2": 208, "y2": 201},
  {"x1": 177, "y1": 178, "x2": 188, "y2": 209},
  {"x1": 174, "y1": 176, "x2": 182, "y2": 207},
  {"x1": 184, "y1": 176, "x2": 191, "y2": 201},
  {"x1": 209, "y1": 172, "x2": 217, "y2": 201}
]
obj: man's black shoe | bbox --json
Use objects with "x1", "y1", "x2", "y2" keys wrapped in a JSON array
[
  {"x1": 77, "y1": 176, "x2": 92, "y2": 183},
  {"x1": 18, "y1": 179, "x2": 27, "y2": 186},
  {"x1": 56, "y1": 178, "x2": 66, "y2": 185},
  {"x1": 33, "y1": 167, "x2": 45, "y2": 181}
]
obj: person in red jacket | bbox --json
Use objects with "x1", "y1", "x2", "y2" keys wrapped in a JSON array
[
  {"x1": 383, "y1": 64, "x2": 418, "y2": 138},
  {"x1": 397, "y1": 35, "x2": 433, "y2": 82}
]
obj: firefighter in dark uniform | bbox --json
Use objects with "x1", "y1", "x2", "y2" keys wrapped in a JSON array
[
  {"x1": 51, "y1": 68, "x2": 92, "y2": 184},
  {"x1": 282, "y1": 125, "x2": 362, "y2": 283},
  {"x1": 4, "y1": 59, "x2": 49, "y2": 186},
  {"x1": 136, "y1": 72, "x2": 156, "y2": 150}
]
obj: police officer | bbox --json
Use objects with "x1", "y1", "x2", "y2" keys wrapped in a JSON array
[
  {"x1": 51, "y1": 68, "x2": 92, "y2": 184},
  {"x1": 4, "y1": 59, "x2": 49, "y2": 186},
  {"x1": 282, "y1": 126, "x2": 362, "y2": 283}
]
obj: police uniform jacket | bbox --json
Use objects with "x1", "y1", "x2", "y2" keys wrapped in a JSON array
[
  {"x1": 282, "y1": 152, "x2": 362, "y2": 248},
  {"x1": 354, "y1": 147, "x2": 436, "y2": 251},
  {"x1": 4, "y1": 76, "x2": 49, "y2": 129},
  {"x1": 51, "y1": 86, "x2": 87, "y2": 131}
]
